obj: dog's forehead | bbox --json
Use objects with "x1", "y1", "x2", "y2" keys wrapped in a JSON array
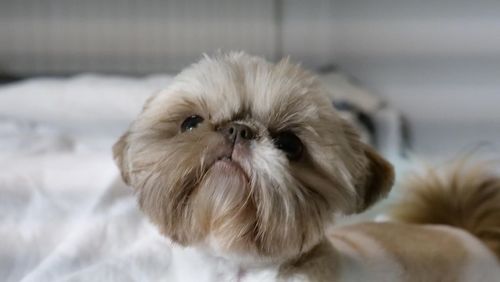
[{"x1": 161, "y1": 54, "x2": 327, "y2": 128}]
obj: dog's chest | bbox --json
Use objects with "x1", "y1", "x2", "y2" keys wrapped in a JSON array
[{"x1": 170, "y1": 245, "x2": 282, "y2": 282}]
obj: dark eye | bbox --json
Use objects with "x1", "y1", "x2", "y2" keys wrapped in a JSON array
[
  {"x1": 181, "y1": 115, "x2": 204, "y2": 132},
  {"x1": 273, "y1": 131, "x2": 303, "y2": 160}
]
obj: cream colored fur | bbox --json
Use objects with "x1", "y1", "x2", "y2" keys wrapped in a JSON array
[{"x1": 113, "y1": 52, "x2": 499, "y2": 281}]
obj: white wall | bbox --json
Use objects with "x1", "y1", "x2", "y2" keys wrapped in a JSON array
[
  {"x1": 1, "y1": 0, "x2": 499, "y2": 156},
  {"x1": 280, "y1": 0, "x2": 500, "y2": 157},
  {"x1": 0, "y1": 0, "x2": 278, "y2": 74}
]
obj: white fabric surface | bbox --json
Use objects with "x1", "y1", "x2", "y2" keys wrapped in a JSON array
[
  {"x1": 0, "y1": 75, "x2": 177, "y2": 281},
  {"x1": 1, "y1": 151, "x2": 174, "y2": 282},
  {"x1": 0, "y1": 74, "x2": 407, "y2": 281}
]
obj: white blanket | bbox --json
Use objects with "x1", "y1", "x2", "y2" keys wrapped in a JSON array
[
  {"x1": 0, "y1": 74, "x2": 407, "y2": 281},
  {"x1": 0, "y1": 75, "x2": 179, "y2": 281}
]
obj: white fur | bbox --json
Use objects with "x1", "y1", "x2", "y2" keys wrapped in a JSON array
[{"x1": 170, "y1": 245, "x2": 280, "y2": 282}]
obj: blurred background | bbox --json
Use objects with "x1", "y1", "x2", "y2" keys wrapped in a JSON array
[
  {"x1": 1, "y1": 1, "x2": 500, "y2": 280},
  {"x1": 1, "y1": 0, "x2": 499, "y2": 158}
]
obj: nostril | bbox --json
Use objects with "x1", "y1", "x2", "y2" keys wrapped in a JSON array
[{"x1": 222, "y1": 123, "x2": 254, "y2": 142}]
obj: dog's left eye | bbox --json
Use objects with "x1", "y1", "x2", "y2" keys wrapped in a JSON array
[
  {"x1": 273, "y1": 131, "x2": 303, "y2": 160},
  {"x1": 181, "y1": 115, "x2": 204, "y2": 132}
]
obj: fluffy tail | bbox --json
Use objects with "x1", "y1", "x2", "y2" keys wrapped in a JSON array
[{"x1": 390, "y1": 162, "x2": 500, "y2": 259}]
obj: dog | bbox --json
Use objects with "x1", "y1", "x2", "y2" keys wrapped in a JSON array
[{"x1": 113, "y1": 52, "x2": 500, "y2": 281}]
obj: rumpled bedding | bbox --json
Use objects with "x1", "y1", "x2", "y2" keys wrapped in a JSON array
[
  {"x1": 0, "y1": 74, "x2": 406, "y2": 282},
  {"x1": 0, "y1": 75, "x2": 179, "y2": 282}
]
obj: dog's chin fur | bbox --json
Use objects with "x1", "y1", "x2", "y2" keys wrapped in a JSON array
[{"x1": 113, "y1": 52, "x2": 394, "y2": 264}]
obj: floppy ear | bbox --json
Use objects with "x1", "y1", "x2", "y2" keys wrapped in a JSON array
[
  {"x1": 112, "y1": 95, "x2": 157, "y2": 186},
  {"x1": 342, "y1": 122, "x2": 394, "y2": 212},
  {"x1": 112, "y1": 131, "x2": 131, "y2": 185},
  {"x1": 357, "y1": 144, "x2": 394, "y2": 211}
]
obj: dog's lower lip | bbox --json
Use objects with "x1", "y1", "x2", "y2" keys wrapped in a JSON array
[
  {"x1": 213, "y1": 158, "x2": 249, "y2": 181},
  {"x1": 216, "y1": 158, "x2": 237, "y2": 166}
]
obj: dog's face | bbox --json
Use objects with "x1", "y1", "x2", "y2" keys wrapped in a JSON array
[{"x1": 113, "y1": 53, "x2": 393, "y2": 262}]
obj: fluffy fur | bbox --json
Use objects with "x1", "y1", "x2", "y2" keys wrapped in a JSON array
[
  {"x1": 113, "y1": 52, "x2": 392, "y2": 264},
  {"x1": 113, "y1": 53, "x2": 499, "y2": 281},
  {"x1": 389, "y1": 162, "x2": 500, "y2": 260}
]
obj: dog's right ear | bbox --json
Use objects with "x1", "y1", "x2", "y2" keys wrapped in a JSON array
[
  {"x1": 113, "y1": 95, "x2": 158, "y2": 185},
  {"x1": 113, "y1": 131, "x2": 131, "y2": 185}
]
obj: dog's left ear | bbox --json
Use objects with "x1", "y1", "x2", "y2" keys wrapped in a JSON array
[
  {"x1": 357, "y1": 144, "x2": 394, "y2": 211},
  {"x1": 342, "y1": 122, "x2": 395, "y2": 212}
]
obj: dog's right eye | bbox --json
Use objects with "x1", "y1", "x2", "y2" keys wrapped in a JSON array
[
  {"x1": 181, "y1": 115, "x2": 204, "y2": 132},
  {"x1": 272, "y1": 131, "x2": 303, "y2": 161}
]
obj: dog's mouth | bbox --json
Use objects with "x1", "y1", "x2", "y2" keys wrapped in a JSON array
[{"x1": 212, "y1": 155, "x2": 250, "y2": 182}]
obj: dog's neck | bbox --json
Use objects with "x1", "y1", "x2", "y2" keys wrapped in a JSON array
[
  {"x1": 279, "y1": 239, "x2": 341, "y2": 281},
  {"x1": 170, "y1": 238, "x2": 339, "y2": 281}
]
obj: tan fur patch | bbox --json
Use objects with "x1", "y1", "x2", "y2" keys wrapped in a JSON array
[
  {"x1": 390, "y1": 163, "x2": 500, "y2": 261},
  {"x1": 279, "y1": 240, "x2": 341, "y2": 281},
  {"x1": 329, "y1": 233, "x2": 368, "y2": 257},
  {"x1": 338, "y1": 222, "x2": 468, "y2": 282}
]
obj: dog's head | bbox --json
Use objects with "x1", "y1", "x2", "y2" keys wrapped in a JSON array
[{"x1": 113, "y1": 52, "x2": 393, "y2": 263}]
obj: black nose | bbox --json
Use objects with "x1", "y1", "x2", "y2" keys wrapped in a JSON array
[{"x1": 222, "y1": 123, "x2": 255, "y2": 144}]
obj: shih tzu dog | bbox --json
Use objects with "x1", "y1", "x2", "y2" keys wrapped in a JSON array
[{"x1": 113, "y1": 52, "x2": 500, "y2": 281}]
